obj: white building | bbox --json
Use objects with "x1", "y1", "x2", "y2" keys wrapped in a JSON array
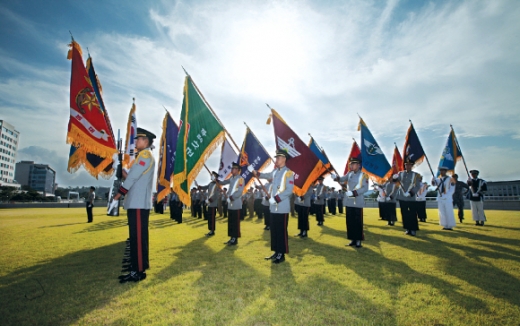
[{"x1": 0, "y1": 120, "x2": 20, "y2": 187}]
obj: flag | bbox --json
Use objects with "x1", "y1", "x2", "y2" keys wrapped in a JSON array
[
  {"x1": 156, "y1": 112, "x2": 179, "y2": 202},
  {"x1": 308, "y1": 137, "x2": 332, "y2": 177},
  {"x1": 237, "y1": 127, "x2": 271, "y2": 193},
  {"x1": 343, "y1": 140, "x2": 361, "y2": 175},
  {"x1": 391, "y1": 144, "x2": 404, "y2": 175},
  {"x1": 218, "y1": 138, "x2": 239, "y2": 180},
  {"x1": 267, "y1": 109, "x2": 324, "y2": 196},
  {"x1": 123, "y1": 102, "x2": 137, "y2": 169},
  {"x1": 66, "y1": 42, "x2": 116, "y2": 179},
  {"x1": 173, "y1": 76, "x2": 225, "y2": 206},
  {"x1": 358, "y1": 118, "x2": 392, "y2": 183},
  {"x1": 437, "y1": 128, "x2": 463, "y2": 175},
  {"x1": 402, "y1": 123, "x2": 426, "y2": 169}
]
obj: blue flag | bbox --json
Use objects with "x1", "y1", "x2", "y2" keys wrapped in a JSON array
[
  {"x1": 308, "y1": 138, "x2": 329, "y2": 165},
  {"x1": 437, "y1": 129, "x2": 462, "y2": 176},
  {"x1": 403, "y1": 123, "x2": 426, "y2": 168},
  {"x1": 156, "y1": 113, "x2": 179, "y2": 202},
  {"x1": 238, "y1": 127, "x2": 271, "y2": 193},
  {"x1": 358, "y1": 118, "x2": 392, "y2": 183}
]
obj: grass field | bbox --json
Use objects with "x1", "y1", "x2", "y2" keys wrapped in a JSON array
[{"x1": 1, "y1": 206, "x2": 519, "y2": 325}]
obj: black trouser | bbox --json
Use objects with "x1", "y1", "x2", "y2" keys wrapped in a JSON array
[
  {"x1": 191, "y1": 200, "x2": 195, "y2": 217},
  {"x1": 329, "y1": 199, "x2": 337, "y2": 215},
  {"x1": 270, "y1": 213, "x2": 289, "y2": 254},
  {"x1": 170, "y1": 200, "x2": 182, "y2": 223},
  {"x1": 223, "y1": 203, "x2": 228, "y2": 217},
  {"x1": 346, "y1": 206, "x2": 364, "y2": 241},
  {"x1": 263, "y1": 205, "x2": 270, "y2": 226},
  {"x1": 255, "y1": 199, "x2": 263, "y2": 218},
  {"x1": 241, "y1": 202, "x2": 247, "y2": 219},
  {"x1": 338, "y1": 202, "x2": 343, "y2": 214},
  {"x1": 228, "y1": 209, "x2": 241, "y2": 238},
  {"x1": 297, "y1": 205, "x2": 310, "y2": 231},
  {"x1": 194, "y1": 201, "x2": 202, "y2": 218},
  {"x1": 316, "y1": 204, "x2": 324, "y2": 222},
  {"x1": 380, "y1": 202, "x2": 397, "y2": 222},
  {"x1": 310, "y1": 200, "x2": 315, "y2": 215},
  {"x1": 400, "y1": 200, "x2": 419, "y2": 231},
  {"x1": 86, "y1": 202, "x2": 93, "y2": 222},
  {"x1": 127, "y1": 209, "x2": 149, "y2": 272},
  {"x1": 208, "y1": 207, "x2": 216, "y2": 231},
  {"x1": 453, "y1": 197, "x2": 464, "y2": 219},
  {"x1": 416, "y1": 201, "x2": 427, "y2": 221},
  {"x1": 378, "y1": 202, "x2": 384, "y2": 219},
  {"x1": 203, "y1": 203, "x2": 208, "y2": 219}
]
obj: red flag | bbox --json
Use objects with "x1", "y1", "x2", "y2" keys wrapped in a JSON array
[
  {"x1": 343, "y1": 140, "x2": 361, "y2": 175},
  {"x1": 268, "y1": 109, "x2": 324, "y2": 196},
  {"x1": 391, "y1": 144, "x2": 403, "y2": 175},
  {"x1": 66, "y1": 40, "x2": 117, "y2": 176}
]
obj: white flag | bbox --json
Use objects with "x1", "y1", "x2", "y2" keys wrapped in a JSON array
[{"x1": 218, "y1": 138, "x2": 238, "y2": 180}]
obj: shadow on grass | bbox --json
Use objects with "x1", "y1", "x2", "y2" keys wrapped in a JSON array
[
  {"x1": 0, "y1": 242, "x2": 129, "y2": 326},
  {"x1": 75, "y1": 219, "x2": 129, "y2": 233}
]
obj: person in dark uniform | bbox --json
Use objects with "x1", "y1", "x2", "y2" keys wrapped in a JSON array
[
  {"x1": 198, "y1": 171, "x2": 221, "y2": 236},
  {"x1": 221, "y1": 188, "x2": 228, "y2": 218},
  {"x1": 393, "y1": 158, "x2": 421, "y2": 236},
  {"x1": 111, "y1": 127, "x2": 155, "y2": 283},
  {"x1": 253, "y1": 149, "x2": 295, "y2": 264},
  {"x1": 333, "y1": 156, "x2": 369, "y2": 248},
  {"x1": 217, "y1": 162, "x2": 244, "y2": 245},
  {"x1": 86, "y1": 186, "x2": 95, "y2": 223},
  {"x1": 337, "y1": 190, "x2": 344, "y2": 214},
  {"x1": 261, "y1": 179, "x2": 272, "y2": 230},
  {"x1": 452, "y1": 174, "x2": 469, "y2": 223},
  {"x1": 314, "y1": 177, "x2": 326, "y2": 225},
  {"x1": 169, "y1": 190, "x2": 182, "y2": 223}
]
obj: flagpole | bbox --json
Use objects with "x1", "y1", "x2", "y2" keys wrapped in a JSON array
[
  {"x1": 410, "y1": 120, "x2": 436, "y2": 178},
  {"x1": 182, "y1": 68, "x2": 263, "y2": 192},
  {"x1": 451, "y1": 125, "x2": 470, "y2": 178}
]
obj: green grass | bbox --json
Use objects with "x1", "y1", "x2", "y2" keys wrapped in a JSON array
[{"x1": 1, "y1": 207, "x2": 519, "y2": 325}]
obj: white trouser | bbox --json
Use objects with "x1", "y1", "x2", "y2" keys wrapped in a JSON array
[
  {"x1": 470, "y1": 201, "x2": 486, "y2": 221},
  {"x1": 438, "y1": 198, "x2": 456, "y2": 228}
]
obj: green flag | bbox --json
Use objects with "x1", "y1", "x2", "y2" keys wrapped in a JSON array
[{"x1": 173, "y1": 76, "x2": 225, "y2": 205}]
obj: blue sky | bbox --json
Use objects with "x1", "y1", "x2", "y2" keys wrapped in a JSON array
[{"x1": 1, "y1": 0, "x2": 519, "y2": 188}]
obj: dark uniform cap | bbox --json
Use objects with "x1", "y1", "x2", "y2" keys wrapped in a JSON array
[
  {"x1": 134, "y1": 128, "x2": 157, "y2": 141},
  {"x1": 404, "y1": 157, "x2": 415, "y2": 165},
  {"x1": 470, "y1": 169, "x2": 479, "y2": 174},
  {"x1": 275, "y1": 149, "x2": 290, "y2": 160},
  {"x1": 349, "y1": 156, "x2": 362, "y2": 164},
  {"x1": 231, "y1": 162, "x2": 240, "y2": 169},
  {"x1": 438, "y1": 166, "x2": 449, "y2": 171},
  {"x1": 317, "y1": 176, "x2": 324, "y2": 180}
]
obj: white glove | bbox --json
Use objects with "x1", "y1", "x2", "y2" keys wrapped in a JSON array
[
  {"x1": 211, "y1": 175, "x2": 216, "y2": 181},
  {"x1": 404, "y1": 192, "x2": 410, "y2": 197},
  {"x1": 205, "y1": 199, "x2": 209, "y2": 205},
  {"x1": 247, "y1": 165, "x2": 255, "y2": 172},
  {"x1": 226, "y1": 198, "x2": 231, "y2": 204},
  {"x1": 112, "y1": 153, "x2": 120, "y2": 170},
  {"x1": 269, "y1": 197, "x2": 277, "y2": 205},
  {"x1": 88, "y1": 204, "x2": 92, "y2": 208},
  {"x1": 472, "y1": 193, "x2": 479, "y2": 197},
  {"x1": 393, "y1": 174, "x2": 399, "y2": 180},
  {"x1": 123, "y1": 168, "x2": 129, "y2": 175},
  {"x1": 385, "y1": 197, "x2": 391, "y2": 202},
  {"x1": 330, "y1": 173, "x2": 337, "y2": 180},
  {"x1": 346, "y1": 191, "x2": 353, "y2": 197},
  {"x1": 108, "y1": 200, "x2": 118, "y2": 213}
]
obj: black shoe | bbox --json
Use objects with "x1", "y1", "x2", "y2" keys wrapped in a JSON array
[
  {"x1": 404, "y1": 230, "x2": 410, "y2": 235},
  {"x1": 205, "y1": 231, "x2": 215, "y2": 237},
  {"x1": 301, "y1": 232, "x2": 308, "y2": 238},
  {"x1": 295, "y1": 232, "x2": 303, "y2": 237},
  {"x1": 475, "y1": 222, "x2": 480, "y2": 226},
  {"x1": 443, "y1": 228, "x2": 453, "y2": 231},
  {"x1": 228, "y1": 238, "x2": 237, "y2": 246},
  {"x1": 347, "y1": 240, "x2": 356, "y2": 246},
  {"x1": 355, "y1": 241, "x2": 362, "y2": 248},
  {"x1": 224, "y1": 239, "x2": 232, "y2": 244},
  {"x1": 264, "y1": 226, "x2": 270, "y2": 231},
  {"x1": 265, "y1": 253, "x2": 276, "y2": 260},
  {"x1": 459, "y1": 219, "x2": 463, "y2": 223},
  {"x1": 479, "y1": 222, "x2": 485, "y2": 226},
  {"x1": 119, "y1": 271, "x2": 146, "y2": 284},
  {"x1": 273, "y1": 253, "x2": 285, "y2": 264},
  {"x1": 410, "y1": 230, "x2": 417, "y2": 236}
]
